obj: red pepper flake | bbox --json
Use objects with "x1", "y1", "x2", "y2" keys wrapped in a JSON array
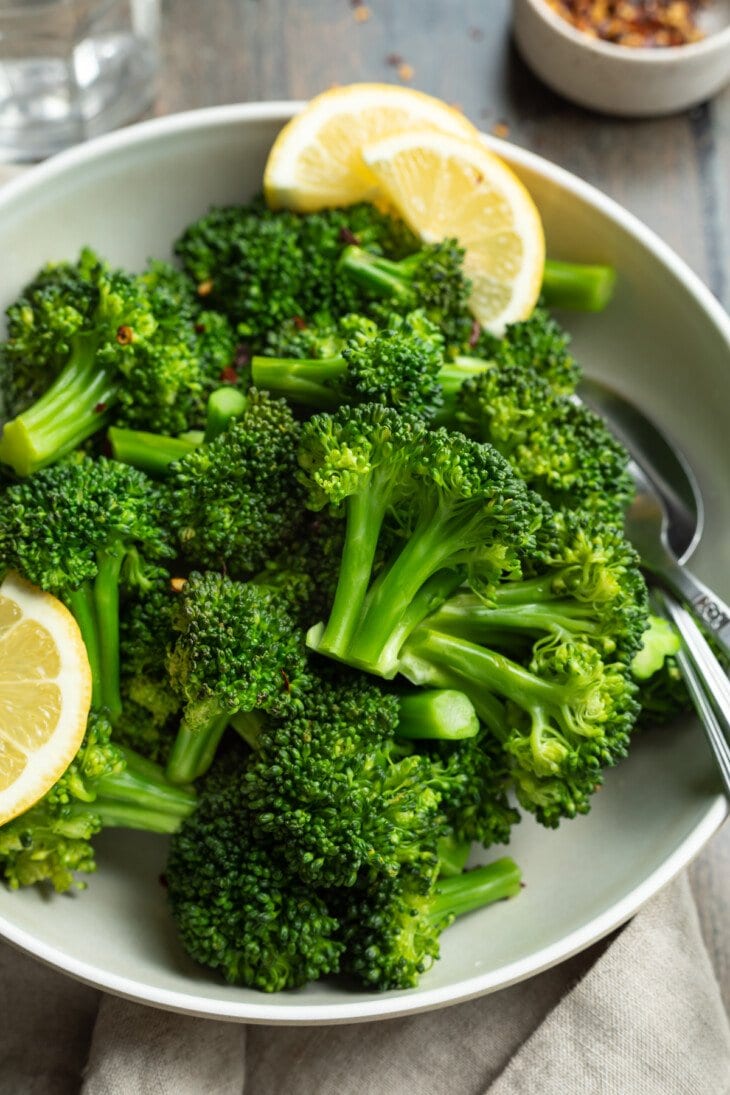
[
  {"x1": 194, "y1": 322, "x2": 206, "y2": 334},
  {"x1": 159, "y1": 873, "x2": 168, "y2": 888},
  {"x1": 219, "y1": 366, "x2": 238, "y2": 384},
  {"x1": 386, "y1": 52, "x2": 404, "y2": 66},
  {"x1": 116, "y1": 325, "x2": 133, "y2": 345},
  {"x1": 197, "y1": 279, "x2": 214, "y2": 297},
  {"x1": 94, "y1": 401, "x2": 107, "y2": 413},
  {"x1": 468, "y1": 319, "x2": 481, "y2": 348},
  {"x1": 292, "y1": 315, "x2": 308, "y2": 330},
  {"x1": 339, "y1": 226, "x2": 361, "y2": 246},
  {"x1": 468, "y1": 26, "x2": 485, "y2": 40},
  {"x1": 281, "y1": 668, "x2": 292, "y2": 693}
]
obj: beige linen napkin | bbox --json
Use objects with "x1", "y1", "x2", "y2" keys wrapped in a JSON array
[{"x1": 0, "y1": 873, "x2": 727, "y2": 1094}]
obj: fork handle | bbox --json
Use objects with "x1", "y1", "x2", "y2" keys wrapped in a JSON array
[{"x1": 653, "y1": 561, "x2": 730, "y2": 662}]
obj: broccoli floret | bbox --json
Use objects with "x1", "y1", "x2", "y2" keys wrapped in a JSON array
[
  {"x1": 166, "y1": 767, "x2": 343, "y2": 991},
  {"x1": 0, "y1": 251, "x2": 237, "y2": 476},
  {"x1": 0, "y1": 456, "x2": 170, "y2": 719},
  {"x1": 163, "y1": 389, "x2": 304, "y2": 576},
  {"x1": 174, "y1": 200, "x2": 418, "y2": 344},
  {"x1": 252, "y1": 310, "x2": 445, "y2": 419},
  {"x1": 0, "y1": 711, "x2": 196, "y2": 892},
  {"x1": 338, "y1": 856, "x2": 522, "y2": 991},
  {"x1": 338, "y1": 239, "x2": 473, "y2": 345},
  {"x1": 430, "y1": 731, "x2": 520, "y2": 849},
  {"x1": 239, "y1": 673, "x2": 476, "y2": 889},
  {"x1": 165, "y1": 572, "x2": 309, "y2": 785},
  {"x1": 437, "y1": 307, "x2": 581, "y2": 424},
  {"x1": 456, "y1": 364, "x2": 633, "y2": 521},
  {"x1": 423, "y1": 517, "x2": 649, "y2": 664},
  {"x1": 299, "y1": 404, "x2": 540, "y2": 677},
  {"x1": 397, "y1": 516, "x2": 647, "y2": 826}
]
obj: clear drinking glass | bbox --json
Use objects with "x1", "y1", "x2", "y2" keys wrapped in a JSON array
[{"x1": 0, "y1": 0, "x2": 160, "y2": 162}]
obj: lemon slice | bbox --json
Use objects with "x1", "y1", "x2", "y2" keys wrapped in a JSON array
[
  {"x1": 264, "y1": 83, "x2": 479, "y2": 212},
  {"x1": 0, "y1": 572, "x2": 92, "y2": 825},
  {"x1": 361, "y1": 129, "x2": 545, "y2": 334}
]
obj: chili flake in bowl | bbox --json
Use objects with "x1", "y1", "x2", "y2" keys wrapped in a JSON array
[{"x1": 513, "y1": 0, "x2": 730, "y2": 115}]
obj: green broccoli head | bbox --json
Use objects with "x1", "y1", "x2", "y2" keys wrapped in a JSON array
[
  {"x1": 470, "y1": 307, "x2": 580, "y2": 395},
  {"x1": 458, "y1": 363, "x2": 633, "y2": 521},
  {"x1": 166, "y1": 388, "x2": 304, "y2": 577},
  {"x1": 166, "y1": 769, "x2": 343, "y2": 990}
]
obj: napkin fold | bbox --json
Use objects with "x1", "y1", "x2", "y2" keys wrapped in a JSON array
[{"x1": 1, "y1": 872, "x2": 727, "y2": 1095}]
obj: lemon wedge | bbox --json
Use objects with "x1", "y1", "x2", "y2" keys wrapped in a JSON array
[
  {"x1": 0, "y1": 572, "x2": 91, "y2": 825},
  {"x1": 264, "y1": 83, "x2": 479, "y2": 212},
  {"x1": 361, "y1": 129, "x2": 545, "y2": 334}
]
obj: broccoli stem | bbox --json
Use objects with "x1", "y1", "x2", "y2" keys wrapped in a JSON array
[
  {"x1": 438, "y1": 356, "x2": 493, "y2": 402},
  {"x1": 396, "y1": 689, "x2": 479, "y2": 740},
  {"x1": 251, "y1": 355, "x2": 346, "y2": 409},
  {"x1": 436, "y1": 834, "x2": 473, "y2": 878},
  {"x1": 429, "y1": 857, "x2": 522, "y2": 925},
  {"x1": 94, "y1": 548, "x2": 124, "y2": 722},
  {"x1": 312, "y1": 484, "x2": 393, "y2": 659},
  {"x1": 166, "y1": 709, "x2": 231, "y2": 785},
  {"x1": 230, "y1": 709, "x2": 267, "y2": 751},
  {"x1": 346, "y1": 508, "x2": 478, "y2": 675},
  {"x1": 0, "y1": 336, "x2": 116, "y2": 476},
  {"x1": 395, "y1": 642, "x2": 507, "y2": 733},
  {"x1": 426, "y1": 590, "x2": 603, "y2": 644},
  {"x1": 65, "y1": 585, "x2": 104, "y2": 708},
  {"x1": 541, "y1": 259, "x2": 616, "y2": 312},
  {"x1": 108, "y1": 427, "x2": 198, "y2": 475},
  {"x1": 203, "y1": 387, "x2": 248, "y2": 442},
  {"x1": 338, "y1": 245, "x2": 417, "y2": 304}
]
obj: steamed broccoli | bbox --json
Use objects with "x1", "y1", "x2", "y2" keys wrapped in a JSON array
[
  {"x1": 252, "y1": 310, "x2": 445, "y2": 419},
  {"x1": 0, "y1": 711, "x2": 196, "y2": 892},
  {"x1": 166, "y1": 767, "x2": 343, "y2": 990},
  {"x1": 165, "y1": 572, "x2": 309, "y2": 785},
  {"x1": 338, "y1": 857, "x2": 522, "y2": 991},
  {"x1": 238, "y1": 673, "x2": 479, "y2": 888},
  {"x1": 174, "y1": 200, "x2": 418, "y2": 344},
  {"x1": 299, "y1": 404, "x2": 540, "y2": 677},
  {"x1": 0, "y1": 456, "x2": 170, "y2": 719},
  {"x1": 338, "y1": 239, "x2": 472, "y2": 345},
  {"x1": 163, "y1": 389, "x2": 305, "y2": 576},
  {"x1": 0, "y1": 251, "x2": 237, "y2": 476},
  {"x1": 456, "y1": 363, "x2": 633, "y2": 520}
]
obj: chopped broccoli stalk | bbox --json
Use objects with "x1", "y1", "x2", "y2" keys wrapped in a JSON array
[
  {"x1": 396, "y1": 689, "x2": 479, "y2": 740},
  {"x1": 203, "y1": 386, "x2": 248, "y2": 442},
  {"x1": 631, "y1": 614, "x2": 681, "y2": 680},
  {"x1": 436, "y1": 834, "x2": 472, "y2": 878},
  {"x1": 541, "y1": 259, "x2": 616, "y2": 312},
  {"x1": 0, "y1": 712, "x2": 196, "y2": 892},
  {"x1": 340, "y1": 857, "x2": 521, "y2": 990},
  {"x1": 108, "y1": 427, "x2": 199, "y2": 475},
  {"x1": 0, "y1": 457, "x2": 170, "y2": 718}
]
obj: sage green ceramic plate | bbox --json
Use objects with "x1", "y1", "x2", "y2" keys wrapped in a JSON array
[{"x1": 0, "y1": 104, "x2": 727, "y2": 1024}]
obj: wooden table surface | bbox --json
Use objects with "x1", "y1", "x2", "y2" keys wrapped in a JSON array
[{"x1": 156, "y1": 0, "x2": 730, "y2": 1006}]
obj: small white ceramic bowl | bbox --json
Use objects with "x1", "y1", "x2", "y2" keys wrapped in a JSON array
[
  {"x1": 513, "y1": 0, "x2": 730, "y2": 117},
  {"x1": 0, "y1": 104, "x2": 728, "y2": 1024}
]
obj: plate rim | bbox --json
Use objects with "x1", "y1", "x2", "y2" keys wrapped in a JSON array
[{"x1": 0, "y1": 100, "x2": 727, "y2": 1024}]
